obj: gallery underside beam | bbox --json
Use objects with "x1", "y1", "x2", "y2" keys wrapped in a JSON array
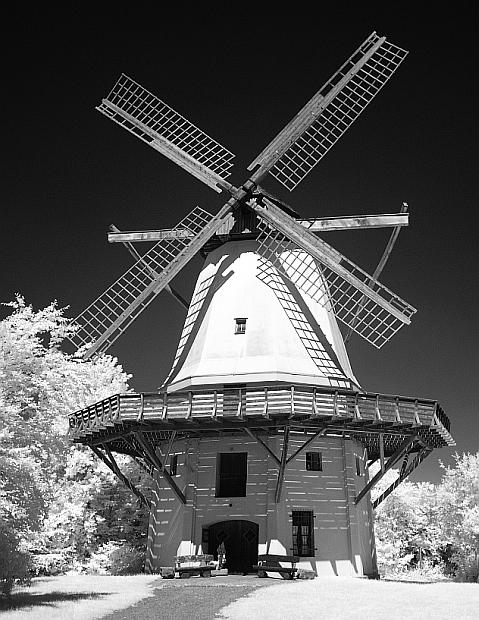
[
  {"x1": 372, "y1": 445, "x2": 432, "y2": 509},
  {"x1": 90, "y1": 445, "x2": 151, "y2": 509},
  {"x1": 354, "y1": 435, "x2": 419, "y2": 506}
]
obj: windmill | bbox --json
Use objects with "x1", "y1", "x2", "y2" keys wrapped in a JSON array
[{"x1": 68, "y1": 32, "x2": 454, "y2": 578}]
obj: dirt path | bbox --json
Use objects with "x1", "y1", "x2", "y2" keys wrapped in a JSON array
[{"x1": 103, "y1": 576, "x2": 275, "y2": 620}]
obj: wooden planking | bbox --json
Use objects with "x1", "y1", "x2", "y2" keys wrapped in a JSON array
[{"x1": 68, "y1": 385, "x2": 453, "y2": 454}]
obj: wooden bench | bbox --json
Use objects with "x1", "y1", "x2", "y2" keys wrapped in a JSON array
[
  {"x1": 253, "y1": 554, "x2": 300, "y2": 580},
  {"x1": 174, "y1": 554, "x2": 215, "y2": 578}
]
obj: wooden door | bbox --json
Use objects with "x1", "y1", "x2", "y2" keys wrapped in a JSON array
[{"x1": 208, "y1": 520, "x2": 258, "y2": 573}]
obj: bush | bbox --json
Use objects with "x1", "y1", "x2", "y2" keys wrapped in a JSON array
[
  {"x1": 451, "y1": 552, "x2": 479, "y2": 583},
  {"x1": 84, "y1": 541, "x2": 123, "y2": 575},
  {"x1": 0, "y1": 526, "x2": 32, "y2": 596},
  {"x1": 30, "y1": 551, "x2": 72, "y2": 576},
  {"x1": 109, "y1": 543, "x2": 145, "y2": 575}
]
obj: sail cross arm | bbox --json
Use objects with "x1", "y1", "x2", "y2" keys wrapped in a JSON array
[
  {"x1": 68, "y1": 203, "x2": 234, "y2": 359},
  {"x1": 108, "y1": 228, "x2": 195, "y2": 243},
  {"x1": 298, "y1": 212, "x2": 409, "y2": 232},
  {"x1": 251, "y1": 197, "x2": 416, "y2": 348}
]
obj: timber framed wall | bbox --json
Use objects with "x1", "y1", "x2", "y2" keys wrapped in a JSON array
[{"x1": 146, "y1": 434, "x2": 377, "y2": 577}]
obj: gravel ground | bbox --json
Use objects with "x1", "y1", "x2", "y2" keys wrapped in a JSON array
[{"x1": 102, "y1": 576, "x2": 276, "y2": 620}]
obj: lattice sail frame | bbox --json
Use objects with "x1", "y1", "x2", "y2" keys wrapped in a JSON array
[
  {"x1": 256, "y1": 217, "x2": 416, "y2": 348},
  {"x1": 69, "y1": 206, "x2": 217, "y2": 357},
  {"x1": 256, "y1": 256, "x2": 353, "y2": 386},
  {"x1": 97, "y1": 74, "x2": 235, "y2": 192},
  {"x1": 248, "y1": 32, "x2": 408, "y2": 191}
]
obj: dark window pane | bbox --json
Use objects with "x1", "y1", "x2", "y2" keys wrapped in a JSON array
[
  {"x1": 170, "y1": 454, "x2": 178, "y2": 477},
  {"x1": 235, "y1": 318, "x2": 247, "y2": 334},
  {"x1": 306, "y1": 452, "x2": 322, "y2": 471},
  {"x1": 216, "y1": 452, "x2": 247, "y2": 497},
  {"x1": 355, "y1": 455, "x2": 361, "y2": 476},
  {"x1": 292, "y1": 510, "x2": 314, "y2": 556}
]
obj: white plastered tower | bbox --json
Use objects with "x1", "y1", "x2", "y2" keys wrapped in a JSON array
[{"x1": 166, "y1": 239, "x2": 358, "y2": 392}]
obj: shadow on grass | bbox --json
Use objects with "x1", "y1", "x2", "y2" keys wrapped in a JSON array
[
  {"x1": 0, "y1": 591, "x2": 109, "y2": 611},
  {"x1": 382, "y1": 578, "x2": 451, "y2": 585}
]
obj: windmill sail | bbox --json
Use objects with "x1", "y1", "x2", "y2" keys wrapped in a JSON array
[
  {"x1": 97, "y1": 74, "x2": 235, "y2": 192},
  {"x1": 68, "y1": 204, "x2": 233, "y2": 359},
  {"x1": 252, "y1": 198, "x2": 416, "y2": 348},
  {"x1": 248, "y1": 32, "x2": 408, "y2": 191}
]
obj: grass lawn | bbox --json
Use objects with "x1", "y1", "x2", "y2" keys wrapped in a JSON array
[
  {"x1": 2, "y1": 574, "x2": 478, "y2": 620},
  {"x1": 0, "y1": 574, "x2": 158, "y2": 620},
  {"x1": 219, "y1": 576, "x2": 479, "y2": 620}
]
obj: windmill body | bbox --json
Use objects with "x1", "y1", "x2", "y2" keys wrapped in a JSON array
[{"x1": 67, "y1": 32, "x2": 454, "y2": 578}]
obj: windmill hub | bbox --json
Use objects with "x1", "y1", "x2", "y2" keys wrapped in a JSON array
[{"x1": 67, "y1": 32, "x2": 454, "y2": 578}]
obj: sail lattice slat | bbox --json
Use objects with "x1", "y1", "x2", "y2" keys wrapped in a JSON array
[
  {"x1": 257, "y1": 257, "x2": 351, "y2": 385},
  {"x1": 68, "y1": 206, "x2": 214, "y2": 356},
  {"x1": 256, "y1": 218, "x2": 416, "y2": 348},
  {"x1": 249, "y1": 33, "x2": 407, "y2": 191},
  {"x1": 97, "y1": 74, "x2": 235, "y2": 190}
]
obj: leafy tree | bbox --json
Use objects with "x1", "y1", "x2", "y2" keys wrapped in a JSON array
[
  {"x1": 373, "y1": 452, "x2": 479, "y2": 581},
  {"x1": 0, "y1": 295, "x2": 149, "y2": 582},
  {"x1": 437, "y1": 452, "x2": 479, "y2": 580}
]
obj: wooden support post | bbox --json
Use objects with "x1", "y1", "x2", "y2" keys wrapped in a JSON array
[
  {"x1": 379, "y1": 434, "x2": 385, "y2": 473},
  {"x1": 275, "y1": 426, "x2": 290, "y2": 504},
  {"x1": 90, "y1": 445, "x2": 151, "y2": 509},
  {"x1": 354, "y1": 435, "x2": 418, "y2": 505},
  {"x1": 244, "y1": 428, "x2": 281, "y2": 465},
  {"x1": 135, "y1": 432, "x2": 187, "y2": 504},
  {"x1": 162, "y1": 431, "x2": 177, "y2": 472}
]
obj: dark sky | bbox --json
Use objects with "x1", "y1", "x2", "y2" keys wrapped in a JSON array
[{"x1": 3, "y1": 7, "x2": 477, "y2": 483}]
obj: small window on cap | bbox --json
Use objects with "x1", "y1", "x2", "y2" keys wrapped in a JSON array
[{"x1": 235, "y1": 318, "x2": 247, "y2": 334}]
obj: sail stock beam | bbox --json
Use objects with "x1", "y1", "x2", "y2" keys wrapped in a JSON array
[
  {"x1": 97, "y1": 74, "x2": 235, "y2": 193},
  {"x1": 248, "y1": 33, "x2": 407, "y2": 191},
  {"x1": 68, "y1": 203, "x2": 233, "y2": 359},
  {"x1": 253, "y1": 197, "x2": 416, "y2": 348},
  {"x1": 109, "y1": 224, "x2": 189, "y2": 311}
]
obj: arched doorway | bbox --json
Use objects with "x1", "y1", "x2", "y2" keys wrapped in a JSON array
[{"x1": 207, "y1": 520, "x2": 259, "y2": 573}]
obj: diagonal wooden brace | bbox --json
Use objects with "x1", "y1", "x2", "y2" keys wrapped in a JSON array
[
  {"x1": 372, "y1": 446, "x2": 432, "y2": 509},
  {"x1": 90, "y1": 445, "x2": 151, "y2": 509},
  {"x1": 286, "y1": 428, "x2": 327, "y2": 465},
  {"x1": 275, "y1": 426, "x2": 291, "y2": 504},
  {"x1": 244, "y1": 428, "x2": 281, "y2": 465},
  {"x1": 134, "y1": 432, "x2": 186, "y2": 504},
  {"x1": 354, "y1": 434, "x2": 418, "y2": 505}
]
